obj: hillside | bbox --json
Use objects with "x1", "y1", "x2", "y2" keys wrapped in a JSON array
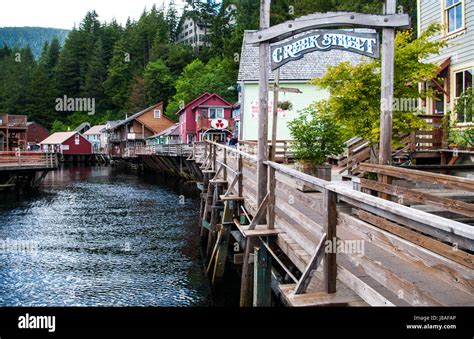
[{"x1": 0, "y1": 27, "x2": 69, "y2": 58}]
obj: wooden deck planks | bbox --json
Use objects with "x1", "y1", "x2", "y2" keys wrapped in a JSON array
[{"x1": 210, "y1": 142, "x2": 474, "y2": 307}]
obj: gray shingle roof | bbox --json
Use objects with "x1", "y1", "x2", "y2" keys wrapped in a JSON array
[{"x1": 238, "y1": 29, "x2": 374, "y2": 82}]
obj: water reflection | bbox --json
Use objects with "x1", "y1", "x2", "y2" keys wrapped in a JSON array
[{"x1": 0, "y1": 166, "x2": 210, "y2": 306}]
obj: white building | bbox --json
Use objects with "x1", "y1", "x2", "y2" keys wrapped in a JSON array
[
  {"x1": 237, "y1": 30, "x2": 370, "y2": 141},
  {"x1": 418, "y1": 0, "x2": 473, "y2": 125},
  {"x1": 83, "y1": 125, "x2": 107, "y2": 154},
  {"x1": 176, "y1": 15, "x2": 211, "y2": 47}
]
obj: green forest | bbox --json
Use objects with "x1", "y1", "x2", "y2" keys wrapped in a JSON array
[
  {"x1": 0, "y1": 0, "x2": 416, "y2": 132},
  {"x1": 0, "y1": 27, "x2": 69, "y2": 58}
]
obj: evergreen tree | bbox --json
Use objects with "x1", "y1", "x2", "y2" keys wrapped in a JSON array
[
  {"x1": 103, "y1": 37, "x2": 133, "y2": 108},
  {"x1": 143, "y1": 59, "x2": 175, "y2": 108},
  {"x1": 127, "y1": 75, "x2": 147, "y2": 112}
]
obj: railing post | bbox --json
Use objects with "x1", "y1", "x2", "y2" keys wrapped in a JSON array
[
  {"x1": 267, "y1": 164, "x2": 275, "y2": 229},
  {"x1": 238, "y1": 154, "x2": 243, "y2": 198},
  {"x1": 223, "y1": 148, "x2": 227, "y2": 181},
  {"x1": 323, "y1": 188, "x2": 337, "y2": 294},
  {"x1": 212, "y1": 144, "x2": 217, "y2": 171}
]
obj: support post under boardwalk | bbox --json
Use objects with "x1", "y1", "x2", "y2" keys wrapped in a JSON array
[
  {"x1": 253, "y1": 242, "x2": 272, "y2": 306},
  {"x1": 379, "y1": 0, "x2": 396, "y2": 166},
  {"x1": 323, "y1": 189, "x2": 337, "y2": 293},
  {"x1": 240, "y1": 0, "x2": 271, "y2": 308},
  {"x1": 212, "y1": 223, "x2": 231, "y2": 284}
]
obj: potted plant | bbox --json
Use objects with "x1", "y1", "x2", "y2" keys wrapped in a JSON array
[
  {"x1": 448, "y1": 128, "x2": 462, "y2": 149},
  {"x1": 288, "y1": 106, "x2": 345, "y2": 187},
  {"x1": 460, "y1": 127, "x2": 474, "y2": 151}
]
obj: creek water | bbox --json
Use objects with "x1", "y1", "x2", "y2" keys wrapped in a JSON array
[{"x1": 0, "y1": 166, "x2": 211, "y2": 306}]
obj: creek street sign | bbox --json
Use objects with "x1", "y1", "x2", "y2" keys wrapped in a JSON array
[{"x1": 271, "y1": 30, "x2": 379, "y2": 71}]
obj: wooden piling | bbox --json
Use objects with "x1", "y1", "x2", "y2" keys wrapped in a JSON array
[
  {"x1": 253, "y1": 241, "x2": 272, "y2": 306},
  {"x1": 239, "y1": 0, "x2": 271, "y2": 308}
]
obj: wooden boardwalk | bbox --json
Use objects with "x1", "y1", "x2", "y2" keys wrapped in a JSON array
[
  {"x1": 191, "y1": 141, "x2": 473, "y2": 307},
  {"x1": 0, "y1": 151, "x2": 58, "y2": 171},
  {"x1": 0, "y1": 151, "x2": 58, "y2": 190}
]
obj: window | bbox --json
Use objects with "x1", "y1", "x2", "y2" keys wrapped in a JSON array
[
  {"x1": 75, "y1": 134, "x2": 80, "y2": 145},
  {"x1": 154, "y1": 110, "x2": 161, "y2": 119},
  {"x1": 454, "y1": 68, "x2": 473, "y2": 122},
  {"x1": 445, "y1": 0, "x2": 463, "y2": 33},
  {"x1": 202, "y1": 109, "x2": 208, "y2": 119},
  {"x1": 209, "y1": 108, "x2": 224, "y2": 119}
]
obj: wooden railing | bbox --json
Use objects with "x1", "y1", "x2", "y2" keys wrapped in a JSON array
[
  {"x1": 355, "y1": 162, "x2": 474, "y2": 223},
  {"x1": 239, "y1": 140, "x2": 294, "y2": 163},
  {"x1": 196, "y1": 141, "x2": 473, "y2": 306},
  {"x1": 0, "y1": 151, "x2": 58, "y2": 169},
  {"x1": 135, "y1": 144, "x2": 195, "y2": 157},
  {"x1": 0, "y1": 114, "x2": 28, "y2": 128}
]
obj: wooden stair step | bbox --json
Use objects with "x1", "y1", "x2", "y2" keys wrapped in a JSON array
[
  {"x1": 235, "y1": 224, "x2": 282, "y2": 237},
  {"x1": 209, "y1": 179, "x2": 228, "y2": 184},
  {"x1": 278, "y1": 282, "x2": 367, "y2": 307},
  {"x1": 219, "y1": 195, "x2": 245, "y2": 201}
]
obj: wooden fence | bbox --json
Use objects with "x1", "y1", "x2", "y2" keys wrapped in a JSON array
[
  {"x1": 195, "y1": 141, "x2": 473, "y2": 307},
  {"x1": 0, "y1": 151, "x2": 58, "y2": 170}
]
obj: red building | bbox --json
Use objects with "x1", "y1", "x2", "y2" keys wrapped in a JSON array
[
  {"x1": 27, "y1": 122, "x2": 49, "y2": 145},
  {"x1": 177, "y1": 93, "x2": 236, "y2": 143},
  {"x1": 40, "y1": 132, "x2": 92, "y2": 155},
  {"x1": 0, "y1": 113, "x2": 28, "y2": 151}
]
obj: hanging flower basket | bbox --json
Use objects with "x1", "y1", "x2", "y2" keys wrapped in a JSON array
[{"x1": 277, "y1": 100, "x2": 293, "y2": 111}]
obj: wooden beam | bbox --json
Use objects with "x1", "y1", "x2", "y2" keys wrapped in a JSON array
[
  {"x1": 253, "y1": 244, "x2": 272, "y2": 306},
  {"x1": 266, "y1": 160, "x2": 328, "y2": 189},
  {"x1": 294, "y1": 233, "x2": 327, "y2": 295},
  {"x1": 212, "y1": 224, "x2": 231, "y2": 284},
  {"x1": 257, "y1": 0, "x2": 270, "y2": 207},
  {"x1": 267, "y1": 165, "x2": 276, "y2": 229},
  {"x1": 269, "y1": 85, "x2": 302, "y2": 94},
  {"x1": 360, "y1": 178, "x2": 474, "y2": 218},
  {"x1": 379, "y1": 0, "x2": 396, "y2": 166},
  {"x1": 241, "y1": 0, "x2": 270, "y2": 308},
  {"x1": 327, "y1": 182, "x2": 474, "y2": 241},
  {"x1": 246, "y1": 12, "x2": 411, "y2": 44},
  {"x1": 323, "y1": 189, "x2": 337, "y2": 293},
  {"x1": 270, "y1": 69, "x2": 280, "y2": 162},
  {"x1": 339, "y1": 194, "x2": 473, "y2": 251},
  {"x1": 358, "y1": 163, "x2": 474, "y2": 191},
  {"x1": 356, "y1": 210, "x2": 474, "y2": 269},
  {"x1": 247, "y1": 192, "x2": 270, "y2": 230},
  {"x1": 337, "y1": 265, "x2": 395, "y2": 306}
]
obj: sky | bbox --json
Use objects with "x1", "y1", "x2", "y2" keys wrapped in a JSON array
[{"x1": 0, "y1": 0, "x2": 189, "y2": 29}]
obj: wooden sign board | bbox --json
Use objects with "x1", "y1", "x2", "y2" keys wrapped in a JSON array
[{"x1": 271, "y1": 30, "x2": 379, "y2": 71}]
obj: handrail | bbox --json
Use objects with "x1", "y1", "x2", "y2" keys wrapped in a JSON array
[
  {"x1": 265, "y1": 160, "x2": 328, "y2": 189},
  {"x1": 0, "y1": 151, "x2": 57, "y2": 168},
  {"x1": 327, "y1": 182, "x2": 474, "y2": 241},
  {"x1": 358, "y1": 163, "x2": 474, "y2": 191},
  {"x1": 207, "y1": 141, "x2": 474, "y2": 242},
  {"x1": 205, "y1": 140, "x2": 258, "y2": 162}
]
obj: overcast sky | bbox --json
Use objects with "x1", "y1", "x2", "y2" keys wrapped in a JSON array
[{"x1": 0, "y1": 0, "x2": 188, "y2": 29}]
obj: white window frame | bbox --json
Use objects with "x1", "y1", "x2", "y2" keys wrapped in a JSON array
[
  {"x1": 154, "y1": 109, "x2": 161, "y2": 119},
  {"x1": 209, "y1": 108, "x2": 224, "y2": 119},
  {"x1": 443, "y1": 0, "x2": 465, "y2": 36},
  {"x1": 453, "y1": 67, "x2": 473, "y2": 124}
]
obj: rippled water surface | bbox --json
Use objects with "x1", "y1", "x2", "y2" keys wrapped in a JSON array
[{"x1": 0, "y1": 166, "x2": 210, "y2": 306}]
